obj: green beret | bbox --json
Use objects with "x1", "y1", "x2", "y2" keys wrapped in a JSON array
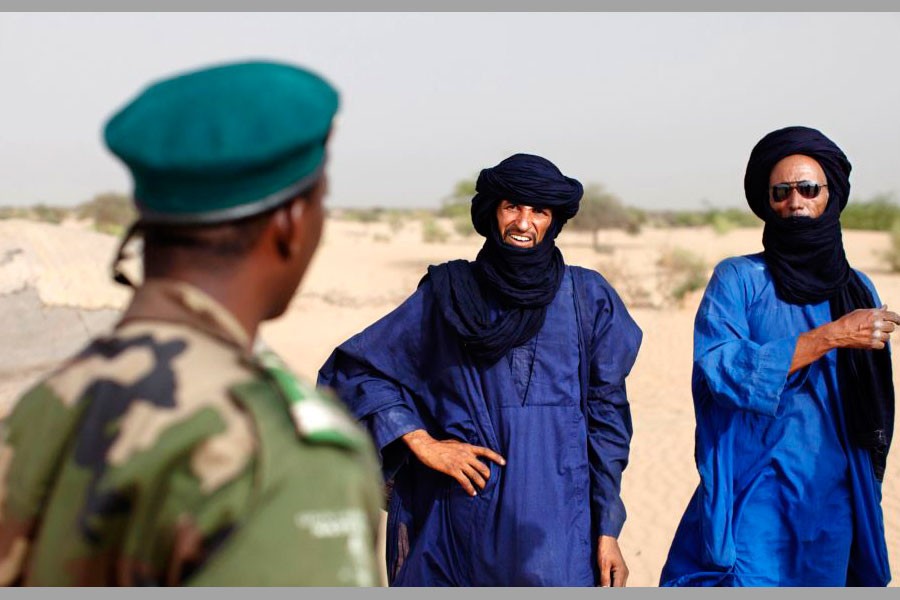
[{"x1": 103, "y1": 60, "x2": 338, "y2": 225}]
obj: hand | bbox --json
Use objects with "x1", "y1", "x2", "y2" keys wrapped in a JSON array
[
  {"x1": 597, "y1": 535, "x2": 628, "y2": 587},
  {"x1": 401, "y1": 429, "x2": 505, "y2": 496},
  {"x1": 827, "y1": 304, "x2": 900, "y2": 351}
]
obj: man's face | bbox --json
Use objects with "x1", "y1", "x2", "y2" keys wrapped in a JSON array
[
  {"x1": 768, "y1": 154, "x2": 829, "y2": 219},
  {"x1": 495, "y1": 200, "x2": 553, "y2": 248}
]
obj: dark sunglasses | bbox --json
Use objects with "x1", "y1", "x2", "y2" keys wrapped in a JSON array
[{"x1": 770, "y1": 180, "x2": 828, "y2": 202}]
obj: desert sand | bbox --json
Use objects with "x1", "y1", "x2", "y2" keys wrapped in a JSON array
[{"x1": 1, "y1": 215, "x2": 898, "y2": 587}]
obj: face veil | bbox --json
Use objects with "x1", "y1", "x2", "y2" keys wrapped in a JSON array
[
  {"x1": 424, "y1": 153, "x2": 583, "y2": 365},
  {"x1": 744, "y1": 125, "x2": 893, "y2": 480}
]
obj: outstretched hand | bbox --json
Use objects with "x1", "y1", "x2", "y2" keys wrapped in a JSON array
[
  {"x1": 829, "y1": 304, "x2": 900, "y2": 351},
  {"x1": 402, "y1": 429, "x2": 505, "y2": 496},
  {"x1": 597, "y1": 535, "x2": 629, "y2": 587},
  {"x1": 791, "y1": 304, "x2": 900, "y2": 374}
]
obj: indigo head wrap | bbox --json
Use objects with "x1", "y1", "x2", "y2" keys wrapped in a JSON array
[
  {"x1": 744, "y1": 125, "x2": 893, "y2": 479},
  {"x1": 425, "y1": 154, "x2": 583, "y2": 364},
  {"x1": 470, "y1": 153, "x2": 583, "y2": 239}
]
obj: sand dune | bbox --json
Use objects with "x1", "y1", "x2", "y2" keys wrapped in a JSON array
[{"x1": 1, "y1": 216, "x2": 898, "y2": 586}]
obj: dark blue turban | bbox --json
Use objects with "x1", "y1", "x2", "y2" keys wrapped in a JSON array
[
  {"x1": 744, "y1": 125, "x2": 852, "y2": 222},
  {"x1": 744, "y1": 125, "x2": 892, "y2": 481},
  {"x1": 425, "y1": 153, "x2": 584, "y2": 365},
  {"x1": 471, "y1": 153, "x2": 583, "y2": 239}
]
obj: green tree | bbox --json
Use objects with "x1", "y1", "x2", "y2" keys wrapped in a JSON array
[
  {"x1": 439, "y1": 177, "x2": 477, "y2": 237},
  {"x1": 438, "y1": 178, "x2": 476, "y2": 218},
  {"x1": 422, "y1": 217, "x2": 449, "y2": 243},
  {"x1": 77, "y1": 192, "x2": 137, "y2": 235},
  {"x1": 842, "y1": 192, "x2": 900, "y2": 231},
  {"x1": 568, "y1": 184, "x2": 642, "y2": 250},
  {"x1": 657, "y1": 247, "x2": 709, "y2": 305},
  {"x1": 31, "y1": 204, "x2": 69, "y2": 224},
  {"x1": 883, "y1": 219, "x2": 900, "y2": 272}
]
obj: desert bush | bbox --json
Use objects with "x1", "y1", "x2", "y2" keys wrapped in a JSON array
[
  {"x1": 648, "y1": 207, "x2": 757, "y2": 230},
  {"x1": 624, "y1": 208, "x2": 645, "y2": 234},
  {"x1": 438, "y1": 179, "x2": 476, "y2": 218},
  {"x1": 386, "y1": 211, "x2": 406, "y2": 234},
  {"x1": 77, "y1": 193, "x2": 136, "y2": 234},
  {"x1": 31, "y1": 204, "x2": 69, "y2": 224},
  {"x1": 842, "y1": 193, "x2": 900, "y2": 231},
  {"x1": 422, "y1": 218, "x2": 449, "y2": 244},
  {"x1": 714, "y1": 208, "x2": 757, "y2": 228},
  {"x1": 710, "y1": 211, "x2": 738, "y2": 235},
  {"x1": 439, "y1": 198, "x2": 470, "y2": 220},
  {"x1": 340, "y1": 207, "x2": 385, "y2": 223},
  {"x1": 595, "y1": 258, "x2": 655, "y2": 309},
  {"x1": 657, "y1": 247, "x2": 709, "y2": 305},
  {"x1": 453, "y1": 215, "x2": 475, "y2": 237},
  {"x1": 646, "y1": 210, "x2": 704, "y2": 228},
  {"x1": 569, "y1": 184, "x2": 642, "y2": 250},
  {"x1": 883, "y1": 220, "x2": 900, "y2": 272},
  {"x1": 0, "y1": 207, "x2": 31, "y2": 220}
]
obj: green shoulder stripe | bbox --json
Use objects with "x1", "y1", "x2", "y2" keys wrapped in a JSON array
[{"x1": 252, "y1": 350, "x2": 367, "y2": 451}]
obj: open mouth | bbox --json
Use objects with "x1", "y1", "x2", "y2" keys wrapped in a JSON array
[{"x1": 505, "y1": 232, "x2": 534, "y2": 246}]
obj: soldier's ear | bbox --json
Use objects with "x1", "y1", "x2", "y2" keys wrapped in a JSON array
[
  {"x1": 273, "y1": 204, "x2": 293, "y2": 259},
  {"x1": 273, "y1": 198, "x2": 306, "y2": 258},
  {"x1": 289, "y1": 198, "x2": 305, "y2": 225}
]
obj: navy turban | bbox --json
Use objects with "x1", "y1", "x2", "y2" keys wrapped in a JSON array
[
  {"x1": 425, "y1": 153, "x2": 584, "y2": 364},
  {"x1": 471, "y1": 153, "x2": 583, "y2": 239},
  {"x1": 744, "y1": 125, "x2": 852, "y2": 222},
  {"x1": 744, "y1": 125, "x2": 892, "y2": 481}
]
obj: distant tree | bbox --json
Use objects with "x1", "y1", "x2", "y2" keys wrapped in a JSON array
[
  {"x1": 452, "y1": 178, "x2": 476, "y2": 199},
  {"x1": 31, "y1": 203, "x2": 68, "y2": 224},
  {"x1": 0, "y1": 207, "x2": 29, "y2": 220},
  {"x1": 439, "y1": 177, "x2": 477, "y2": 237},
  {"x1": 657, "y1": 246, "x2": 709, "y2": 305},
  {"x1": 569, "y1": 184, "x2": 642, "y2": 250},
  {"x1": 77, "y1": 192, "x2": 136, "y2": 234},
  {"x1": 422, "y1": 217, "x2": 449, "y2": 244},
  {"x1": 341, "y1": 207, "x2": 384, "y2": 223},
  {"x1": 438, "y1": 178, "x2": 476, "y2": 218},
  {"x1": 842, "y1": 192, "x2": 900, "y2": 231}
]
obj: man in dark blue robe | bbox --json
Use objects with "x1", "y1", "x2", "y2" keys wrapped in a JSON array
[{"x1": 318, "y1": 154, "x2": 643, "y2": 586}]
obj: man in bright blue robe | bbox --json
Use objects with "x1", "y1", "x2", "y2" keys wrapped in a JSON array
[
  {"x1": 318, "y1": 154, "x2": 642, "y2": 586},
  {"x1": 661, "y1": 126, "x2": 896, "y2": 587}
]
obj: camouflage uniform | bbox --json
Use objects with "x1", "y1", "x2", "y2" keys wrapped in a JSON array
[{"x1": 0, "y1": 280, "x2": 383, "y2": 586}]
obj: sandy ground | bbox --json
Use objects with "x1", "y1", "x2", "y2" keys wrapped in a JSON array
[{"x1": 1, "y1": 216, "x2": 898, "y2": 586}]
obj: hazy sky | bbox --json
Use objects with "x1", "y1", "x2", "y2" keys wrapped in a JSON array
[{"x1": 2, "y1": 12, "x2": 899, "y2": 211}]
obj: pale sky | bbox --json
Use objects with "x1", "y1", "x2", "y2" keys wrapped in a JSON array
[{"x1": 2, "y1": 12, "x2": 899, "y2": 211}]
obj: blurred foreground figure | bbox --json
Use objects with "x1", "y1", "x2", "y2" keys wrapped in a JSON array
[
  {"x1": 0, "y1": 60, "x2": 382, "y2": 586},
  {"x1": 319, "y1": 153, "x2": 643, "y2": 586},
  {"x1": 661, "y1": 126, "x2": 895, "y2": 586}
]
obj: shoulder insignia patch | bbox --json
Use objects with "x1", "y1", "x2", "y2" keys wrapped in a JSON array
[{"x1": 254, "y1": 349, "x2": 365, "y2": 451}]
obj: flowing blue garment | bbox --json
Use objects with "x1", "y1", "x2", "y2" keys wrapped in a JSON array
[
  {"x1": 318, "y1": 267, "x2": 642, "y2": 586},
  {"x1": 660, "y1": 253, "x2": 891, "y2": 587}
]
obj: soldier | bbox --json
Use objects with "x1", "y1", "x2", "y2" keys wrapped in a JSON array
[{"x1": 0, "y1": 60, "x2": 383, "y2": 586}]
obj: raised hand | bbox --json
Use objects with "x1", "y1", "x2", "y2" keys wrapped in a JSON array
[
  {"x1": 791, "y1": 304, "x2": 900, "y2": 374},
  {"x1": 828, "y1": 304, "x2": 900, "y2": 351}
]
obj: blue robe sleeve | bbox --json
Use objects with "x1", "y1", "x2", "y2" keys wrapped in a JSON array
[
  {"x1": 317, "y1": 288, "x2": 432, "y2": 479},
  {"x1": 694, "y1": 259, "x2": 801, "y2": 417},
  {"x1": 581, "y1": 272, "x2": 643, "y2": 538}
]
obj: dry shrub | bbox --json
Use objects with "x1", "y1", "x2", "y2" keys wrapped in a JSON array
[
  {"x1": 883, "y1": 219, "x2": 900, "y2": 272},
  {"x1": 656, "y1": 247, "x2": 709, "y2": 306},
  {"x1": 595, "y1": 258, "x2": 655, "y2": 309},
  {"x1": 422, "y1": 218, "x2": 449, "y2": 244}
]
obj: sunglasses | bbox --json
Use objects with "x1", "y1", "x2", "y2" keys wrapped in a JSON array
[{"x1": 770, "y1": 180, "x2": 828, "y2": 202}]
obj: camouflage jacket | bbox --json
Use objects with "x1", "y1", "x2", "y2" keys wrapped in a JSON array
[{"x1": 0, "y1": 280, "x2": 383, "y2": 586}]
